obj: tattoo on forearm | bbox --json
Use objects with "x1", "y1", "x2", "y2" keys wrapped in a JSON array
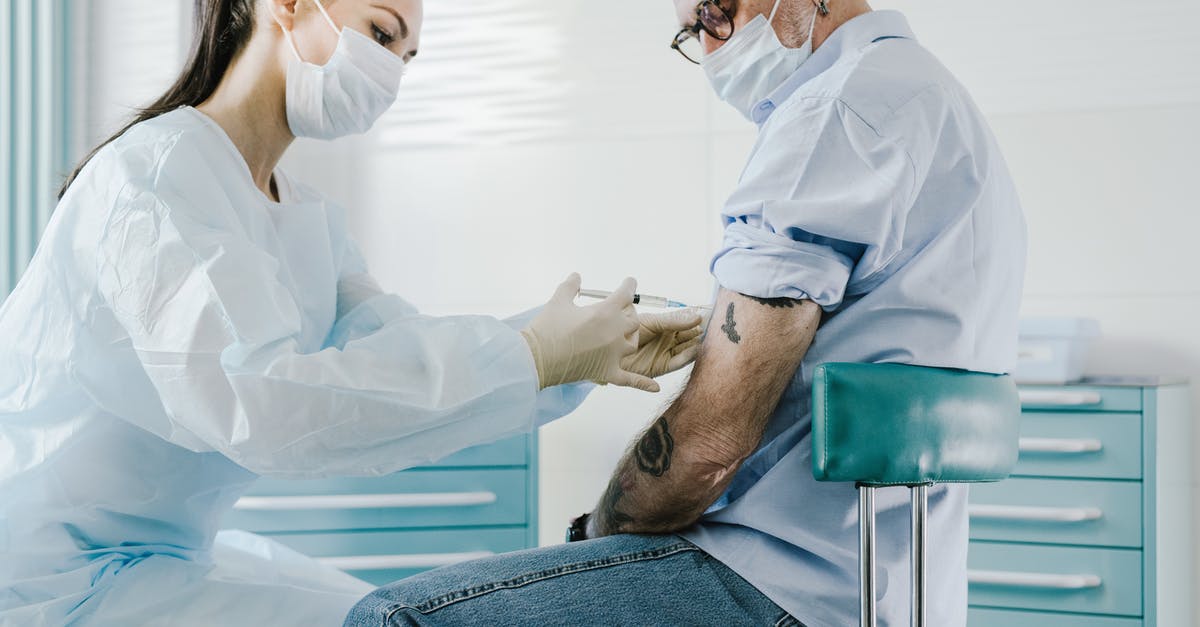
[
  {"x1": 746, "y1": 296, "x2": 800, "y2": 309},
  {"x1": 599, "y1": 482, "x2": 634, "y2": 533},
  {"x1": 635, "y1": 416, "x2": 675, "y2": 476},
  {"x1": 720, "y1": 303, "x2": 741, "y2": 344}
]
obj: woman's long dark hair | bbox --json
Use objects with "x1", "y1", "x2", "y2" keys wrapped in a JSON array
[{"x1": 58, "y1": 0, "x2": 256, "y2": 198}]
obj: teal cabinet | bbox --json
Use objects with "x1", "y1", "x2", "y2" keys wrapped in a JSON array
[
  {"x1": 968, "y1": 380, "x2": 1192, "y2": 625},
  {"x1": 222, "y1": 434, "x2": 539, "y2": 586},
  {"x1": 970, "y1": 478, "x2": 1142, "y2": 547},
  {"x1": 968, "y1": 543, "x2": 1143, "y2": 616},
  {"x1": 969, "y1": 607, "x2": 1142, "y2": 627},
  {"x1": 1013, "y1": 411, "x2": 1142, "y2": 479}
]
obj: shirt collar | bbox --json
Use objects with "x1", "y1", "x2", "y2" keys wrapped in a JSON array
[{"x1": 750, "y1": 10, "x2": 917, "y2": 125}]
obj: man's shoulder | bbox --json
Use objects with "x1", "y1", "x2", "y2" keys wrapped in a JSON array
[{"x1": 797, "y1": 39, "x2": 962, "y2": 132}]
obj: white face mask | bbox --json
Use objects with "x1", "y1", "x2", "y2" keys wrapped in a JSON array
[
  {"x1": 702, "y1": 0, "x2": 820, "y2": 122},
  {"x1": 279, "y1": 0, "x2": 406, "y2": 140}
]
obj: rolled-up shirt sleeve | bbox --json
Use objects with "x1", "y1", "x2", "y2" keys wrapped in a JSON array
[
  {"x1": 711, "y1": 97, "x2": 916, "y2": 308},
  {"x1": 712, "y1": 222, "x2": 855, "y2": 306}
]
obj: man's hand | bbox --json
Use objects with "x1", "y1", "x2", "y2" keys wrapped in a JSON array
[
  {"x1": 587, "y1": 289, "x2": 822, "y2": 538},
  {"x1": 620, "y1": 309, "x2": 705, "y2": 381}
]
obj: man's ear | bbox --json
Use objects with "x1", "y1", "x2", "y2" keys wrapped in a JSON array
[{"x1": 266, "y1": 0, "x2": 299, "y2": 30}]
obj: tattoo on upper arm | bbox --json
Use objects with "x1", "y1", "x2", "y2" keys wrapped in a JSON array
[
  {"x1": 635, "y1": 416, "x2": 675, "y2": 476},
  {"x1": 746, "y1": 296, "x2": 801, "y2": 309},
  {"x1": 720, "y1": 303, "x2": 741, "y2": 344}
]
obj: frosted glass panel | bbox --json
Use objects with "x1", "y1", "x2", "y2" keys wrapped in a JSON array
[
  {"x1": 374, "y1": 0, "x2": 711, "y2": 147},
  {"x1": 352, "y1": 0, "x2": 720, "y2": 313},
  {"x1": 376, "y1": 0, "x2": 570, "y2": 147},
  {"x1": 353, "y1": 137, "x2": 713, "y2": 312}
]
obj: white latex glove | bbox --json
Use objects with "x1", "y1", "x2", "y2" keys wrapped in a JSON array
[
  {"x1": 621, "y1": 309, "x2": 705, "y2": 380},
  {"x1": 521, "y1": 274, "x2": 658, "y2": 392}
]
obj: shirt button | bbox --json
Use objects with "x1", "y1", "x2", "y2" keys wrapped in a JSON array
[{"x1": 759, "y1": 102, "x2": 774, "y2": 111}]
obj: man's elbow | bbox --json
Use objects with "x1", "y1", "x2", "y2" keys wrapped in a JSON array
[
  {"x1": 680, "y1": 435, "x2": 755, "y2": 486},
  {"x1": 648, "y1": 446, "x2": 748, "y2": 518},
  {"x1": 625, "y1": 458, "x2": 745, "y2": 534}
]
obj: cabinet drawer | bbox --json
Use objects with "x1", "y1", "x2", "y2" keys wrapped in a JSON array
[
  {"x1": 267, "y1": 527, "x2": 530, "y2": 586},
  {"x1": 224, "y1": 468, "x2": 529, "y2": 532},
  {"x1": 420, "y1": 435, "x2": 528, "y2": 468},
  {"x1": 969, "y1": 607, "x2": 1141, "y2": 627},
  {"x1": 968, "y1": 542, "x2": 1141, "y2": 616},
  {"x1": 969, "y1": 478, "x2": 1142, "y2": 547},
  {"x1": 1014, "y1": 412, "x2": 1141, "y2": 479},
  {"x1": 1019, "y1": 387, "x2": 1141, "y2": 412}
]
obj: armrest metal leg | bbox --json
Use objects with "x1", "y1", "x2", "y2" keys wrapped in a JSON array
[
  {"x1": 911, "y1": 484, "x2": 928, "y2": 627},
  {"x1": 859, "y1": 485, "x2": 876, "y2": 627}
]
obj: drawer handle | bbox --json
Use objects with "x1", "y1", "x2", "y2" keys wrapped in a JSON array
[
  {"x1": 969, "y1": 504, "x2": 1103, "y2": 523},
  {"x1": 318, "y1": 551, "x2": 496, "y2": 571},
  {"x1": 1019, "y1": 391, "x2": 1103, "y2": 407},
  {"x1": 233, "y1": 492, "x2": 498, "y2": 511},
  {"x1": 1018, "y1": 437, "x2": 1103, "y2": 454},
  {"x1": 968, "y1": 569, "x2": 1102, "y2": 590}
]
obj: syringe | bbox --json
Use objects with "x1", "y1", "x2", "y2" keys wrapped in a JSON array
[{"x1": 579, "y1": 289, "x2": 695, "y2": 309}]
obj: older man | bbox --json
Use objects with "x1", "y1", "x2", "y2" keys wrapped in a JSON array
[{"x1": 345, "y1": 1, "x2": 1025, "y2": 625}]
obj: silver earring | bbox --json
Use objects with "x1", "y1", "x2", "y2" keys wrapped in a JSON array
[{"x1": 817, "y1": 0, "x2": 830, "y2": 16}]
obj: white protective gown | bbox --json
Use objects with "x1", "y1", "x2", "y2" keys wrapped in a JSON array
[{"x1": 0, "y1": 107, "x2": 590, "y2": 626}]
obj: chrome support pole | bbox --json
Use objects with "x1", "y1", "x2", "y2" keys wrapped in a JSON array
[
  {"x1": 910, "y1": 485, "x2": 928, "y2": 627},
  {"x1": 859, "y1": 485, "x2": 877, "y2": 627}
]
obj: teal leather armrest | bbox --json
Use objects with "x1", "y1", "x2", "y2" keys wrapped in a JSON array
[{"x1": 812, "y1": 363, "x2": 1021, "y2": 486}]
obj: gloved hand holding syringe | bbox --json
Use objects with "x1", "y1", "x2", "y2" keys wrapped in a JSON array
[
  {"x1": 520, "y1": 276, "x2": 708, "y2": 394},
  {"x1": 579, "y1": 287, "x2": 712, "y2": 384}
]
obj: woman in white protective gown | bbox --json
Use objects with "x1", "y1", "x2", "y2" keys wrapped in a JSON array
[{"x1": 0, "y1": 0, "x2": 703, "y2": 624}]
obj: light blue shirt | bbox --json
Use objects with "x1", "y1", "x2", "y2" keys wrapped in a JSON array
[{"x1": 681, "y1": 11, "x2": 1026, "y2": 627}]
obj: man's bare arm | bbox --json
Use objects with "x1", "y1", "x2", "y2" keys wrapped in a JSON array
[{"x1": 586, "y1": 289, "x2": 822, "y2": 537}]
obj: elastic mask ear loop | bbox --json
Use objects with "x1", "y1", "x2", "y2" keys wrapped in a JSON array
[
  {"x1": 276, "y1": 16, "x2": 304, "y2": 62},
  {"x1": 280, "y1": 26, "x2": 304, "y2": 63},
  {"x1": 808, "y1": 1, "x2": 820, "y2": 40},
  {"x1": 768, "y1": 0, "x2": 786, "y2": 23},
  {"x1": 278, "y1": 0, "x2": 341, "y2": 64},
  {"x1": 311, "y1": 0, "x2": 341, "y2": 35}
]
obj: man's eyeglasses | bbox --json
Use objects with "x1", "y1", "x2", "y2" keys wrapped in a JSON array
[{"x1": 671, "y1": 0, "x2": 735, "y2": 65}]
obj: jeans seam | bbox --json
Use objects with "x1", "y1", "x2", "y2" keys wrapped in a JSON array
[
  {"x1": 773, "y1": 614, "x2": 806, "y2": 627},
  {"x1": 382, "y1": 542, "x2": 700, "y2": 623}
]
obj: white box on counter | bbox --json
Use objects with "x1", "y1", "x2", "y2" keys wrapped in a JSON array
[{"x1": 1013, "y1": 317, "x2": 1101, "y2": 384}]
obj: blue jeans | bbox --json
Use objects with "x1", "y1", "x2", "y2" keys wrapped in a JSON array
[{"x1": 344, "y1": 534, "x2": 804, "y2": 627}]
